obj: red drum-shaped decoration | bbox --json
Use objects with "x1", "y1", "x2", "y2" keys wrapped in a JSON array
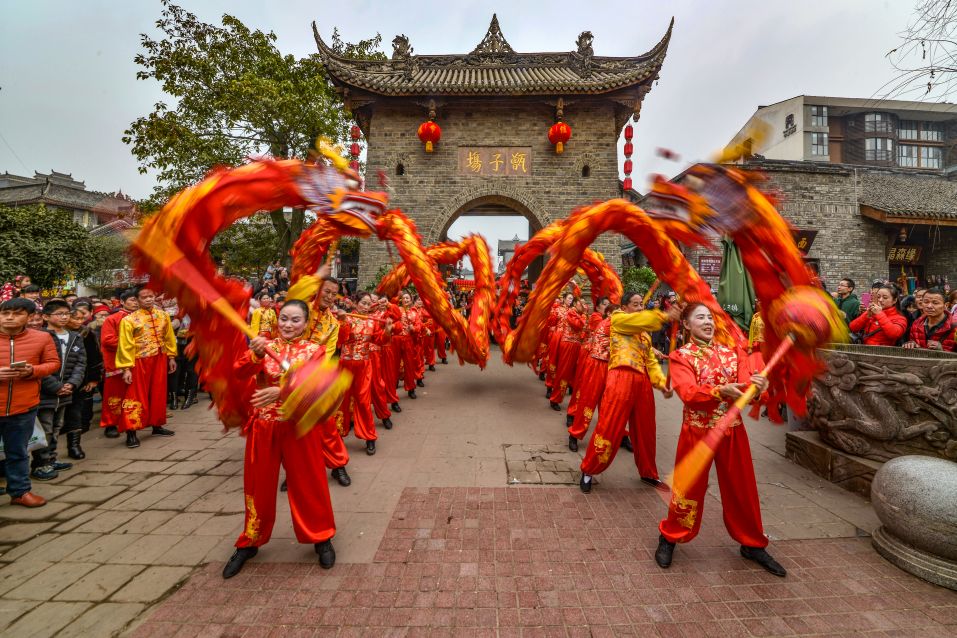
[
  {"x1": 622, "y1": 177, "x2": 633, "y2": 191},
  {"x1": 350, "y1": 143, "x2": 361, "y2": 157},
  {"x1": 548, "y1": 121, "x2": 572, "y2": 154},
  {"x1": 623, "y1": 159, "x2": 633, "y2": 175},
  {"x1": 624, "y1": 124, "x2": 634, "y2": 141},
  {"x1": 417, "y1": 121, "x2": 442, "y2": 153},
  {"x1": 350, "y1": 125, "x2": 361, "y2": 141},
  {"x1": 624, "y1": 142, "x2": 634, "y2": 157}
]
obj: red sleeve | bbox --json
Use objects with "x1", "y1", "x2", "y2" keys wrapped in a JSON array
[
  {"x1": 566, "y1": 311, "x2": 584, "y2": 330},
  {"x1": 233, "y1": 349, "x2": 265, "y2": 378},
  {"x1": 874, "y1": 310, "x2": 906, "y2": 342},
  {"x1": 374, "y1": 323, "x2": 391, "y2": 346},
  {"x1": 944, "y1": 327, "x2": 956, "y2": 353},
  {"x1": 848, "y1": 312, "x2": 869, "y2": 333},
  {"x1": 589, "y1": 313, "x2": 602, "y2": 331},
  {"x1": 387, "y1": 304, "x2": 402, "y2": 321},
  {"x1": 546, "y1": 308, "x2": 559, "y2": 328},
  {"x1": 30, "y1": 333, "x2": 62, "y2": 379},
  {"x1": 668, "y1": 350, "x2": 721, "y2": 411},
  {"x1": 336, "y1": 319, "x2": 353, "y2": 348},
  {"x1": 101, "y1": 315, "x2": 120, "y2": 351},
  {"x1": 908, "y1": 320, "x2": 922, "y2": 346}
]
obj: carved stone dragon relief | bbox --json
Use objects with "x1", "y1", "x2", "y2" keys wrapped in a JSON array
[{"x1": 807, "y1": 349, "x2": 957, "y2": 462}]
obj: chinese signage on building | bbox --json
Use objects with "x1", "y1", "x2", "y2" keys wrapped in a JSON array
[
  {"x1": 888, "y1": 245, "x2": 922, "y2": 264},
  {"x1": 457, "y1": 147, "x2": 532, "y2": 176},
  {"x1": 791, "y1": 229, "x2": 818, "y2": 255},
  {"x1": 698, "y1": 255, "x2": 722, "y2": 276}
]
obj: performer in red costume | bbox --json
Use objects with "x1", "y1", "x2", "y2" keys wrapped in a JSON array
[
  {"x1": 567, "y1": 301, "x2": 614, "y2": 451},
  {"x1": 579, "y1": 291, "x2": 679, "y2": 493},
  {"x1": 99, "y1": 289, "x2": 138, "y2": 439},
  {"x1": 655, "y1": 302, "x2": 785, "y2": 577},
  {"x1": 223, "y1": 299, "x2": 337, "y2": 578},
  {"x1": 374, "y1": 296, "x2": 403, "y2": 413},
  {"x1": 335, "y1": 292, "x2": 393, "y2": 455},
  {"x1": 115, "y1": 287, "x2": 177, "y2": 449},
  {"x1": 368, "y1": 294, "x2": 397, "y2": 430},
  {"x1": 413, "y1": 298, "x2": 429, "y2": 381},
  {"x1": 544, "y1": 293, "x2": 573, "y2": 396},
  {"x1": 435, "y1": 324, "x2": 448, "y2": 365},
  {"x1": 549, "y1": 297, "x2": 586, "y2": 410},
  {"x1": 393, "y1": 292, "x2": 422, "y2": 399},
  {"x1": 287, "y1": 266, "x2": 352, "y2": 487}
]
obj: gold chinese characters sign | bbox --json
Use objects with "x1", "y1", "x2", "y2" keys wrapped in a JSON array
[
  {"x1": 457, "y1": 147, "x2": 532, "y2": 177},
  {"x1": 888, "y1": 245, "x2": 922, "y2": 265}
]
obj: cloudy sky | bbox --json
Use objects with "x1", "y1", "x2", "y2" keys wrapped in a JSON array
[{"x1": 0, "y1": 0, "x2": 930, "y2": 254}]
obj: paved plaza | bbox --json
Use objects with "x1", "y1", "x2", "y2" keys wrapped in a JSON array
[{"x1": 0, "y1": 351, "x2": 955, "y2": 637}]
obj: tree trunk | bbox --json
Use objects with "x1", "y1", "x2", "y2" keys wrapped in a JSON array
[{"x1": 268, "y1": 208, "x2": 307, "y2": 267}]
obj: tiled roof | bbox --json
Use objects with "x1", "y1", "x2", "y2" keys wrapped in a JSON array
[
  {"x1": 0, "y1": 173, "x2": 136, "y2": 217},
  {"x1": 859, "y1": 172, "x2": 957, "y2": 220},
  {"x1": 314, "y1": 15, "x2": 672, "y2": 97}
]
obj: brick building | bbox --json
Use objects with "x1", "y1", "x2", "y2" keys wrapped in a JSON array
[
  {"x1": 315, "y1": 15, "x2": 672, "y2": 287},
  {"x1": 0, "y1": 170, "x2": 137, "y2": 230}
]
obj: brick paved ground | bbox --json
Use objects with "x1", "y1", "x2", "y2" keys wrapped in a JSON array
[{"x1": 0, "y1": 351, "x2": 954, "y2": 637}]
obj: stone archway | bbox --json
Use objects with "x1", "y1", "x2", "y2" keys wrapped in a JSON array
[{"x1": 428, "y1": 183, "x2": 552, "y2": 246}]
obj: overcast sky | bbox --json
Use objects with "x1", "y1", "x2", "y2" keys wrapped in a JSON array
[{"x1": 0, "y1": 0, "x2": 930, "y2": 253}]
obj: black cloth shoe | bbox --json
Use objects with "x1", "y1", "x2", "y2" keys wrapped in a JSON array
[
  {"x1": 104, "y1": 426, "x2": 119, "y2": 438},
  {"x1": 126, "y1": 431, "x2": 140, "y2": 449},
  {"x1": 280, "y1": 479, "x2": 287, "y2": 492},
  {"x1": 579, "y1": 473, "x2": 592, "y2": 494},
  {"x1": 382, "y1": 418, "x2": 393, "y2": 430},
  {"x1": 66, "y1": 431, "x2": 85, "y2": 460},
  {"x1": 568, "y1": 435, "x2": 578, "y2": 452},
  {"x1": 222, "y1": 547, "x2": 258, "y2": 579},
  {"x1": 416, "y1": 379, "x2": 425, "y2": 387},
  {"x1": 366, "y1": 440, "x2": 376, "y2": 456},
  {"x1": 550, "y1": 402, "x2": 561, "y2": 411},
  {"x1": 538, "y1": 372, "x2": 546, "y2": 381},
  {"x1": 640, "y1": 477, "x2": 669, "y2": 492},
  {"x1": 545, "y1": 387, "x2": 552, "y2": 398},
  {"x1": 620, "y1": 436, "x2": 634, "y2": 453},
  {"x1": 315, "y1": 540, "x2": 336, "y2": 569},
  {"x1": 740, "y1": 546, "x2": 787, "y2": 577},
  {"x1": 428, "y1": 365, "x2": 436, "y2": 372},
  {"x1": 151, "y1": 427, "x2": 175, "y2": 437},
  {"x1": 655, "y1": 535, "x2": 676, "y2": 569},
  {"x1": 51, "y1": 461, "x2": 73, "y2": 471},
  {"x1": 407, "y1": 390, "x2": 417, "y2": 399},
  {"x1": 441, "y1": 358, "x2": 448, "y2": 365},
  {"x1": 565, "y1": 414, "x2": 574, "y2": 427},
  {"x1": 331, "y1": 467, "x2": 351, "y2": 487},
  {"x1": 167, "y1": 392, "x2": 176, "y2": 410},
  {"x1": 391, "y1": 402, "x2": 402, "y2": 413}
]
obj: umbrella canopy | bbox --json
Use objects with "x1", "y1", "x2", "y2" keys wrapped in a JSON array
[{"x1": 717, "y1": 237, "x2": 756, "y2": 333}]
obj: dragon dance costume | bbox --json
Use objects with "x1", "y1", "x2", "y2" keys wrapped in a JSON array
[
  {"x1": 336, "y1": 314, "x2": 391, "y2": 446},
  {"x1": 549, "y1": 307, "x2": 585, "y2": 405}
]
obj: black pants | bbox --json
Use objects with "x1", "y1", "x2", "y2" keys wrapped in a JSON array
[{"x1": 169, "y1": 341, "x2": 199, "y2": 397}]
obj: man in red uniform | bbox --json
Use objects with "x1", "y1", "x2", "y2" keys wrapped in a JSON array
[
  {"x1": 115, "y1": 287, "x2": 177, "y2": 448},
  {"x1": 655, "y1": 303, "x2": 785, "y2": 577},
  {"x1": 99, "y1": 290, "x2": 138, "y2": 438}
]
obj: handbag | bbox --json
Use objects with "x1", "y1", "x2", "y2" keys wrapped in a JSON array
[{"x1": 0, "y1": 418, "x2": 48, "y2": 460}]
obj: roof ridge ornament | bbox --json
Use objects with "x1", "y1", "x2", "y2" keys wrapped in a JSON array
[
  {"x1": 575, "y1": 31, "x2": 594, "y2": 78},
  {"x1": 468, "y1": 14, "x2": 517, "y2": 64}
]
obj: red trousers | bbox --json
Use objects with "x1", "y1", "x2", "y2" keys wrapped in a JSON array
[
  {"x1": 659, "y1": 423, "x2": 767, "y2": 548},
  {"x1": 566, "y1": 349, "x2": 591, "y2": 417},
  {"x1": 369, "y1": 350, "x2": 392, "y2": 420},
  {"x1": 338, "y1": 359, "x2": 377, "y2": 442},
  {"x1": 581, "y1": 367, "x2": 658, "y2": 479},
  {"x1": 236, "y1": 416, "x2": 335, "y2": 548},
  {"x1": 568, "y1": 356, "x2": 608, "y2": 440},
  {"x1": 424, "y1": 333, "x2": 437, "y2": 366},
  {"x1": 316, "y1": 416, "x2": 349, "y2": 470},
  {"x1": 393, "y1": 336, "x2": 418, "y2": 392},
  {"x1": 378, "y1": 345, "x2": 400, "y2": 403},
  {"x1": 545, "y1": 330, "x2": 563, "y2": 388},
  {"x1": 435, "y1": 330, "x2": 447, "y2": 360},
  {"x1": 549, "y1": 341, "x2": 581, "y2": 403},
  {"x1": 533, "y1": 338, "x2": 550, "y2": 376},
  {"x1": 119, "y1": 354, "x2": 168, "y2": 432},
  {"x1": 414, "y1": 337, "x2": 425, "y2": 380},
  {"x1": 100, "y1": 375, "x2": 126, "y2": 428}
]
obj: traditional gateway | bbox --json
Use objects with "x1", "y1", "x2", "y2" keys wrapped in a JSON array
[{"x1": 314, "y1": 15, "x2": 674, "y2": 286}]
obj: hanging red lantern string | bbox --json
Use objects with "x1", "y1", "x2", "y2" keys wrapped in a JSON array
[
  {"x1": 622, "y1": 121, "x2": 635, "y2": 191},
  {"x1": 349, "y1": 124, "x2": 362, "y2": 172},
  {"x1": 548, "y1": 121, "x2": 572, "y2": 154},
  {"x1": 417, "y1": 120, "x2": 441, "y2": 153}
]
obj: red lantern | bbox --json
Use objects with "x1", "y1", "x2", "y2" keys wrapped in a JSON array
[
  {"x1": 349, "y1": 160, "x2": 360, "y2": 172},
  {"x1": 350, "y1": 143, "x2": 361, "y2": 157},
  {"x1": 622, "y1": 177, "x2": 633, "y2": 191},
  {"x1": 623, "y1": 159, "x2": 633, "y2": 175},
  {"x1": 417, "y1": 121, "x2": 441, "y2": 153},
  {"x1": 548, "y1": 121, "x2": 572, "y2": 154},
  {"x1": 350, "y1": 125, "x2": 361, "y2": 141},
  {"x1": 624, "y1": 124, "x2": 634, "y2": 141},
  {"x1": 624, "y1": 142, "x2": 634, "y2": 157}
]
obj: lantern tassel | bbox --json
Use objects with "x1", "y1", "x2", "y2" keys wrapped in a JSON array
[
  {"x1": 426, "y1": 141, "x2": 434, "y2": 153},
  {"x1": 556, "y1": 142, "x2": 564, "y2": 154}
]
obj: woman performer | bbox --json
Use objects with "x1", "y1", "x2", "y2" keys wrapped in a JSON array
[
  {"x1": 393, "y1": 292, "x2": 422, "y2": 399},
  {"x1": 545, "y1": 293, "x2": 574, "y2": 396},
  {"x1": 413, "y1": 298, "x2": 430, "y2": 382},
  {"x1": 548, "y1": 297, "x2": 586, "y2": 410},
  {"x1": 224, "y1": 299, "x2": 337, "y2": 579},
  {"x1": 367, "y1": 294, "x2": 396, "y2": 430},
  {"x1": 566, "y1": 301, "x2": 614, "y2": 451},
  {"x1": 249, "y1": 292, "x2": 278, "y2": 338},
  {"x1": 579, "y1": 291, "x2": 679, "y2": 493},
  {"x1": 335, "y1": 292, "x2": 393, "y2": 455},
  {"x1": 655, "y1": 303, "x2": 785, "y2": 577},
  {"x1": 565, "y1": 297, "x2": 609, "y2": 427},
  {"x1": 533, "y1": 298, "x2": 560, "y2": 381},
  {"x1": 374, "y1": 296, "x2": 403, "y2": 413}
]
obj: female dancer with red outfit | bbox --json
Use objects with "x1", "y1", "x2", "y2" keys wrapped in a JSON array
[
  {"x1": 544, "y1": 293, "x2": 573, "y2": 396},
  {"x1": 413, "y1": 298, "x2": 430, "y2": 381},
  {"x1": 335, "y1": 293, "x2": 393, "y2": 456},
  {"x1": 567, "y1": 301, "x2": 614, "y2": 451},
  {"x1": 565, "y1": 297, "x2": 609, "y2": 426},
  {"x1": 369, "y1": 294, "x2": 402, "y2": 427},
  {"x1": 393, "y1": 293, "x2": 422, "y2": 399},
  {"x1": 548, "y1": 298, "x2": 586, "y2": 410},
  {"x1": 579, "y1": 291, "x2": 679, "y2": 493},
  {"x1": 655, "y1": 303, "x2": 785, "y2": 577},
  {"x1": 224, "y1": 299, "x2": 337, "y2": 579}
]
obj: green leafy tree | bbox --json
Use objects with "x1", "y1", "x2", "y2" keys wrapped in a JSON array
[
  {"x1": 84, "y1": 234, "x2": 133, "y2": 293},
  {"x1": 209, "y1": 214, "x2": 282, "y2": 278},
  {"x1": 621, "y1": 266, "x2": 657, "y2": 297},
  {"x1": 0, "y1": 205, "x2": 99, "y2": 289},
  {"x1": 123, "y1": 1, "x2": 384, "y2": 258}
]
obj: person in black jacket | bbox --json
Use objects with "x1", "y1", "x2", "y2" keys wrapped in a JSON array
[
  {"x1": 63, "y1": 301, "x2": 103, "y2": 459},
  {"x1": 33, "y1": 300, "x2": 86, "y2": 481}
]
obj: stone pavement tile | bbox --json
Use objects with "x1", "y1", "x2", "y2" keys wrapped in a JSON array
[
  {"x1": 146, "y1": 490, "x2": 203, "y2": 511},
  {"x1": 2, "y1": 532, "x2": 101, "y2": 565},
  {"x1": 57, "y1": 602, "x2": 145, "y2": 638},
  {"x1": 53, "y1": 485, "x2": 128, "y2": 504},
  {"x1": 121, "y1": 460, "x2": 175, "y2": 473},
  {"x1": 3, "y1": 601, "x2": 93, "y2": 637},
  {"x1": 52, "y1": 503, "x2": 95, "y2": 522},
  {"x1": 0, "y1": 520, "x2": 56, "y2": 543},
  {"x1": 111, "y1": 490, "x2": 174, "y2": 511},
  {"x1": 153, "y1": 534, "x2": 224, "y2": 566},
  {"x1": 127, "y1": 474, "x2": 169, "y2": 492},
  {"x1": 206, "y1": 460, "x2": 244, "y2": 476},
  {"x1": 0, "y1": 559, "x2": 53, "y2": 596},
  {"x1": 54, "y1": 563, "x2": 144, "y2": 601},
  {"x1": 177, "y1": 475, "x2": 231, "y2": 494},
  {"x1": 64, "y1": 533, "x2": 142, "y2": 563},
  {"x1": 0, "y1": 599, "x2": 40, "y2": 633},
  {"x1": 185, "y1": 491, "x2": 244, "y2": 514},
  {"x1": 68, "y1": 458, "x2": 133, "y2": 472},
  {"x1": 59, "y1": 471, "x2": 122, "y2": 487},
  {"x1": 113, "y1": 511, "x2": 179, "y2": 535},
  {"x1": 53, "y1": 508, "x2": 106, "y2": 533},
  {"x1": 158, "y1": 459, "x2": 223, "y2": 474},
  {"x1": 0, "y1": 532, "x2": 57, "y2": 562},
  {"x1": 114, "y1": 472, "x2": 161, "y2": 487},
  {"x1": 72, "y1": 510, "x2": 139, "y2": 534},
  {"x1": 5, "y1": 561, "x2": 99, "y2": 600},
  {"x1": 150, "y1": 512, "x2": 214, "y2": 536},
  {"x1": 163, "y1": 449, "x2": 195, "y2": 461},
  {"x1": 192, "y1": 513, "x2": 242, "y2": 537},
  {"x1": 110, "y1": 565, "x2": 193, "y2": 603},
  {"x1": 109, "y1": 534, "x2": 183, "y2": 565},
  {"x1": 0, "y1": 500, "x2": 71, "y2": 520},
  {"x1": 148, "y1": 474, "x2": 202, "y2": 492}
]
